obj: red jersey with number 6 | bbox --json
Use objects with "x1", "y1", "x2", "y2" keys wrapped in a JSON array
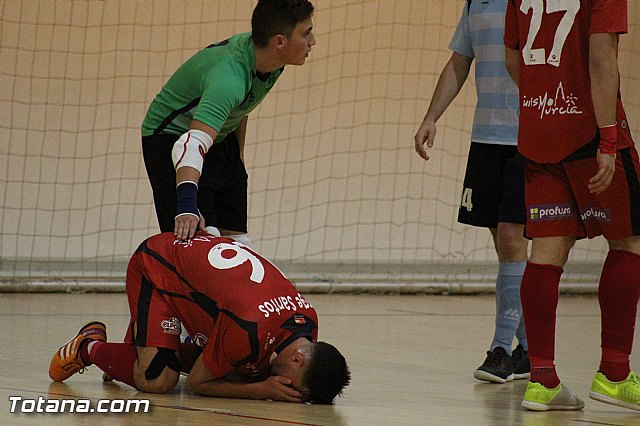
[
  {"x1": 504, "y1": 0, "x2": 633, "y2": 163},
  {"x1": 134, "y1": 232, "x2": 318, "y2": 379}
]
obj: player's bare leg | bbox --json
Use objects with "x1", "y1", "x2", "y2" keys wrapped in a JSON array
[{"x1": 132, "y1": 346, "x2": 181, "y2": 394}]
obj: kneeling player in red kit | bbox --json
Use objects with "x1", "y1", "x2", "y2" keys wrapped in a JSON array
[{"x1": 49, "y1": 231, "x2": 350, "y2": 404}]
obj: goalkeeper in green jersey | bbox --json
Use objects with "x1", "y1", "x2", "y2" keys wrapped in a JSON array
[{"x1": 141, "y1": 0, "x2": 316, "y2": 243}]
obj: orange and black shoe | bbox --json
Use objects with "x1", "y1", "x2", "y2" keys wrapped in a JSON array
[{"x1": 49, "y1": 321, "x2": 107, "y2": 382}]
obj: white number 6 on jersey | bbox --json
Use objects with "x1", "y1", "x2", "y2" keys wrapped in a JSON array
[{"x1": 208, "y1": 243, "x2": 265, "y2": 283}]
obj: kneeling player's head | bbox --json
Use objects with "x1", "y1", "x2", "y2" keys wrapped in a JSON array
[
  {"x1": 303, "y1": 341, "x2": 350, "y2": 404},
  {"x1": 251, "y1": 0, "x2": 315, "y2": 48}
]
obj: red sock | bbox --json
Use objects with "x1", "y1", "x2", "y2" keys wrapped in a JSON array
[
  {"x1": 178, "y1": 342, "x2": 201, "y2": 373},
  {"x1": 600, "y1": 357, "x2": 628, "y2": 382},
  {"x1": 598, "y1": 250, "x2": 640, "y2": 382},
  {"x1": 79, "y1": 340, "x2": 92, "y2": 365},
  {"x1": 90, "y1": 342, "x2": 139, "y2": 389},
  {"x1": 521, "y1": 261, "x2": 562, "y2": 388},
  {"x1": 530, "y1": 367, "x2": 560, "y2": 388}
]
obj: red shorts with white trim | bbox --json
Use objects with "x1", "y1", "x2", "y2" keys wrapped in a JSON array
[
  {"x1": 124, "y1": 251, "x2": 181, "y2": 350},
  {"x1": 524, "y1": 146, "x2": 640, "y2": 240}
]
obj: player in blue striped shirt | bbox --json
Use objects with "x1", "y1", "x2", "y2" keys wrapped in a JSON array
[{"x1": 414, "y1": 0, "x2": 529, "y2": 383}]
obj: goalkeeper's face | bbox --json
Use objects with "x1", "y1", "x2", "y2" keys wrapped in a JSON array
[{"x1": 282, "y1": 15, "x2": 316, "y2": 66}]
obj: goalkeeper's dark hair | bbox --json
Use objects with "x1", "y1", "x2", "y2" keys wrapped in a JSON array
[
  {"x1": 252, "y1": 0, "x2": 314, "y2": 48},
  {"x1": 303, "y1": 342, "x2": 351, "y2": 404}
]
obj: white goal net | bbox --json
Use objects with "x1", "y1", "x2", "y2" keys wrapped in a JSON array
[{"x1": 2, "y1": 1, "x2": 639, "y2": 292}]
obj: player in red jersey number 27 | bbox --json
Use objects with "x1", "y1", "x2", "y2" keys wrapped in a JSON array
[{"x1": 504, "y1": 0, "x2": 640, "y2": 412}]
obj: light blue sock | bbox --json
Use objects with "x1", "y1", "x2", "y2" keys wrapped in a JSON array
[{"x1": 490, "y1": 261, "x2": 526, "y2": 356}]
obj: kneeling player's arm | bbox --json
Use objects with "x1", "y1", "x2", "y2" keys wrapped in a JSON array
[
  {"x1": 186, "y1": 356, "x2": 303, "y2": 402},
  {"x1": 186, "y1": 356, "x2": 265, "y2": 399}
]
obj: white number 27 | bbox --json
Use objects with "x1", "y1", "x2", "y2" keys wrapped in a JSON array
[{"x1": 520, "y1": 0, "x2": 580, "y2": 67}]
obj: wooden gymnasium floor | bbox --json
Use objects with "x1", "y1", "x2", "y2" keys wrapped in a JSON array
[{"x1": 1, "y1": 292, "x2": 640, "y2": 425}]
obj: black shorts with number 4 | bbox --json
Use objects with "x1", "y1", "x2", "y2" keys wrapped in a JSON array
[{"x1": 457, "y1": 142, "x2": 525, "y2": 228}]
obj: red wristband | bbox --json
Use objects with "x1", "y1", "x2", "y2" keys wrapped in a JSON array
[{"x1": 599, "y1": 125, "x2": 617, "y2": 156}]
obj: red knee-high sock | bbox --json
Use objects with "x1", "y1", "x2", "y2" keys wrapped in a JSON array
[
  {"x1": 178, "y1": 342, "x2": 201, "y2": 373},
  {"x1": 521, "y1": 261, "x2": 562, "y2": 388},
  {"x1": 89, "y1": 342, "x2": 139, "y2": 389},
  {"x1": 599, "y1": 250, "x2": 640, "y2": 382}
]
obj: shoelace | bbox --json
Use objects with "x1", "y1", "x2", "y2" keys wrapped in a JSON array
[{"x1": 485, "y1": 350, "x2": 505, "y2": 366}]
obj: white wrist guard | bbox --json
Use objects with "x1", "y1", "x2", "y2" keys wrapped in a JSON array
[{"x1": 172, "y1": 129, "x2": 214, "y2": 173}]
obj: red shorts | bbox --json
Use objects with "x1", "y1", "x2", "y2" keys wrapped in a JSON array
[
  {"x1": 124, "y1": 251, "x2": 182, "y2": 350},
  {"x1": 525, "y1": 146, "x2": 640, "y2": 240}
]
